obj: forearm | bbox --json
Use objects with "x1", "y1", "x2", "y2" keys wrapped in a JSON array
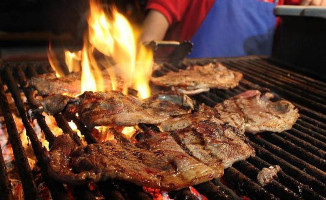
[{"x1": 140, "y1": 10, "x2": 169, "y2": 43}]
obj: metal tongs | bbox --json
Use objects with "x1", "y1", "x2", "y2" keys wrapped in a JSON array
[{"x1": 144, "y1": 40, "x2": 193, "y2": 67}]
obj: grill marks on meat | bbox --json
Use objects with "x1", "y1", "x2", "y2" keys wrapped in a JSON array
[
  {"x1": 78, "y1": 91, "x2": 190, "y2": 129},
  {"x1": 214, "y1": 90, "x2": 299, "y2": 133},
  {"x1": 160, "y1": 105, "x2": 255, "y2": 168},
  {"x1": 48, "y1": 132, "x2": 217, "y2": 190},
  {"x1": 151, "y1": 63, "x2": 243, "y2": 94}
]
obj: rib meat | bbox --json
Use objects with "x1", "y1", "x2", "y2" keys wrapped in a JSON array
[
  {"x1": 151, "y1": 63, "x2": 243, "y2": 94},
  {"x1": 48, "y1": 133, "x2": 218, "y2": 190},
  {"x1": 214, "y1": 90, "x2": 299, "y2": 133}
]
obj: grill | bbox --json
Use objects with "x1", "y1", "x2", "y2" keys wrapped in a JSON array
[{"x1": 0, "y1": 55, "x2": 325, "y2": 200}]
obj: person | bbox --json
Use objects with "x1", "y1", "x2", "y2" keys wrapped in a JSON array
[{"x1": 140, "y1": 0, "x2": 326, "y2": 58}]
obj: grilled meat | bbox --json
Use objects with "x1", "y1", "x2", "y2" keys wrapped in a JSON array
[
  {"x1": 214, "y1": 90, "x2": 299, "y2": 133},
  {"x1": 160, "y1": 105, "x2": 255, "y2": 168},
  {"x1": 48, "y1": 133, "x2": 217, "y2": 190},
  {"x1": 29, "y1": 72, "x2": 122, "y2": 96},
  {"x1": 29, "y1": 73, "x2": 81, "y2": 96},
  {"x1": 151, "y1": 63, "x2": 243, "y2": 94},
  {"x1": 40, "y1": 94, "x2": 75, "y2": 115},
  {"x1": 78, "y1": 91, "x2": 190, "y2": 129},
  {"x1": 257, "y1": 165, "x2": 281, "y2": 186}
]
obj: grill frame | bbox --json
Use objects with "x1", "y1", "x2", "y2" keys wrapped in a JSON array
[{"x1": 0, "y1": 56, "x2": 325, "y2": 200}]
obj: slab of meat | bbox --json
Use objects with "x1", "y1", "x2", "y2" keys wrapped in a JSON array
[
  {"x1": 214, "y1": 90, "x2": 299, "y2": 133},
  {"x1": 151, "y1": 63, "x2": 243, "y2": 94},
  {"x1": 48, "y1": 133, "x2": 218, "y2": 190},
  {"x1": 160, "y1": 105, "x2": 255, "y2": 168},
  {"x1": 78, "y1": 91, "x2": 190, "y2": 129},
  {"x1": 29, "y1": 72, "x2": 122, "y2": 96}
]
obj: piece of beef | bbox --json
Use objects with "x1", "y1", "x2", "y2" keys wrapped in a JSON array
[
  {"x1": 214, "y1": 90, "x2": 299, "y2": 133},
  {"x1": 78, "y1": 91, "x2": 189, "y2": 129},
  {"x1": 29, "y1": 73, "x2": 81, "y2": 96},
  {"x1": 29, "y1": 72, "x2": 123, "y2": 96},
  {"x1": 257, "y1": 165, "x2": 281, "y2": 186},
  {"x1": 40, "y1": 94, "x2": 75, "y2": 115},
  {"x1": 48, "y1": 133, "x2": 217, "y2": 190},
  {"x1": 159, "y1": 105, "x2": 255, "y2": 168},
  {"x1": 151, "y1": 63, "x2": 243, "y2": 94}
]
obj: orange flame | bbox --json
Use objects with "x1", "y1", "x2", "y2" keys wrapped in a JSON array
[
  {"x1": 65, "y1": 50, "x2": 81, "y2": 73},
  {"x1": 49, "y1": 0, "x2": 153, "y2": 98},
  {"x1": 48, "y1": 43, "x2": 65, "y2": 77}
]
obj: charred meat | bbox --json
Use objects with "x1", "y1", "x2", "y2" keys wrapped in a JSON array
[
  {"x1": 48, "y1": 133, "x2": 217, "y2": 190},
  {"x1": 214, "y1": 90, "x2": 299, "y2": 133},
  {"x1": 151, "y1": 63, "x2": 243, "y2": 94}
]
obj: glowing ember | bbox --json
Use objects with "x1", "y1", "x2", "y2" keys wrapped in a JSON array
[
  {"x1": 121, "y1": 126, "x2": 137, "y2": 139},
  {"x1": 49, "y1": 0, "x2": 153, "y2": 99},
  {"x1": 94, "y1": 126, "x2": 115, "y2": 142}
]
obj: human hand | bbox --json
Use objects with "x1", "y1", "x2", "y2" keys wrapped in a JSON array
[{"x1": 301, "y1": 0, "x2": 326, "y2": 6}]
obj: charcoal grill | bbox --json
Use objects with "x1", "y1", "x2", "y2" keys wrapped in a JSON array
[{"x1": 0, "y1": 55, "x2": 325, "y2": 200}]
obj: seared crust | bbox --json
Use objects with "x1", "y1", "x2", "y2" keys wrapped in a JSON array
[{"x1": 151, "y1": 63, "x2": 243, "y2": 94}]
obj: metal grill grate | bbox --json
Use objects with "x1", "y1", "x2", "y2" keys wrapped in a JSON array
[{"x1": 0, "y1": 56, "x2": 325, "y2": 200}]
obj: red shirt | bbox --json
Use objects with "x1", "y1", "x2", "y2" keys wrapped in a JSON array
[{"x1": 147, "y1": 0, "x2": 300, "y2": 41}]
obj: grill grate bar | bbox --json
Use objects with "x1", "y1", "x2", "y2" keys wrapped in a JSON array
[
  {"x1": 223, "y1": 167, "x2": 278, "y2": 200},
  {"x1": 0, "y1": 74, "x2": 40, "y2": 200},
  {"x1": 4, "y1": 66, "x2": 70, "y2": 199},
  {"x1": 248, "y1": 156, "x2": 326, "y2": 200},
  {"x1": 0, "y1": 140, "x2": 14, "y2": 200},
  {"x1": 236, "y1": 59, "x2": 326, "y2": 97},
  {"x1": 18, "y1": 66, "x2": 56, "y2": 146},
  {"x1": 193, "y1": 181, "x2": 239, "y2": 200},
  {"x1": 248, "y1": 140, "x2": 326, "y2": 196},
  {"x1": 248, "y1": 134, "x2": 326, "y2": 184},
  {"x1": 277, "y1": 131, "x2": 326, "y2": 158},
  {"x1": 233, "y1": 160, "x2": 301, "y2": 200},
  {"x1": 261, "y1": 132, "x2": 326, "y2": 169},
  {"x1": 252, "y1": 58, "x2": 326, "y2": 88}
]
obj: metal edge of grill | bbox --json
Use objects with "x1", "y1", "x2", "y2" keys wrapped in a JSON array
[{"x1": 0, "y1": 55, "x2": 325, "y2": 200}]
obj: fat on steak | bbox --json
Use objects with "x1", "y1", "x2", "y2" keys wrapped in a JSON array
[
  {"x1": 78, "y1": 91, "x2": 191, "y2": 129},
  {"x1": 48, "y1": 132, "x2": 218, "y2": 190},
  {"x1": 151, "y1": 62, "x2": 243, "y2": 94},
  {"x1": 214, "y1": 90, "x2": 299, "y2": 133}
]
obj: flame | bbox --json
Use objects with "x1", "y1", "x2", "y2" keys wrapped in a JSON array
[
  {"x1": 48, "y1": 43, "x2": 65, "y2": 78},
  {"x1": 48, "y1": 0, "x2": 153, "y2": 98},
  {"x1": 65, "y1": 50, "x2": 81, "y2": 73},
  {"x1": 121, "y1": 126, "x2": 136, "y2": 139}
]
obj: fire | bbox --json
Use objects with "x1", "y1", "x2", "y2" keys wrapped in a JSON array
[
  {"x1": 121, "y1": 126, "x2": 137, "y2": 139},
  {"x1": 48, "y1": 43, "x2": 65, "y2": 78},
  {"x1": 49, "y1": 0, "x2": 153, "y2": 99},
  {"x1": 65, "y1": 50, "x2": 81, "y2": 73}
]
